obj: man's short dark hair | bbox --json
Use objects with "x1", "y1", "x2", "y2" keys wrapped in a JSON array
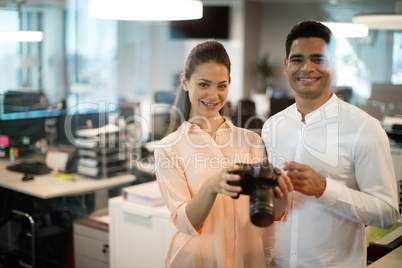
[{"x1": 285, "y1": 21, "x2": 332, "y2": 58}]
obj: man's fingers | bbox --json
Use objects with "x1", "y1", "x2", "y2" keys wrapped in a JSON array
[{"x1": 284, "y1": 161, "x2": 305, "y2": 172}]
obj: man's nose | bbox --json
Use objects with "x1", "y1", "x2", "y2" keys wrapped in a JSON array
[{"x1": 301, "y1": 59, "x2": 314, "y2": 72}]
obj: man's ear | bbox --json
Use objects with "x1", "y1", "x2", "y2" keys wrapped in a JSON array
[
  {"x1": 180, "y1": 73, "x2": 188, "y2": 91},
  {"x1": 283, "y1": 56, "x2": 288, "y2": 75}
]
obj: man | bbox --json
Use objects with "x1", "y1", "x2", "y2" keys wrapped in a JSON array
[{"x1": 261, "y1": 21, "x2": 400, "y2": 268}]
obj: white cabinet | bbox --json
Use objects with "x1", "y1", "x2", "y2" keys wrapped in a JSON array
[
  {"x1": 109, "y1": 196, "x2": 176, "y2": 268},
  {"x1": 73, "y1": 218, "x2": 109, "y2": 268}
]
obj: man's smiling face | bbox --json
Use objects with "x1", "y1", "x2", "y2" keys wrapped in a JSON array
[{"x1": 284, "y1": 37, "x2": 333, "y2": 100}]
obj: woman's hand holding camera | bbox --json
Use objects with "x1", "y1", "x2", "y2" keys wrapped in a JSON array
[{"x1": 205, "y1": 165, "x2": 243, "y2": 198}]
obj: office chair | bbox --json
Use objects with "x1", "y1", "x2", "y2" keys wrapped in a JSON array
[
  {"x1": 154, "y1": 91, "x2": 175, "y2": 105},
  {"x1": 0, "y1": 188, "x2": 12, "y2": 227},
  {"x1": 232, "y1": 99, "x2": 264, "y2": 135}
]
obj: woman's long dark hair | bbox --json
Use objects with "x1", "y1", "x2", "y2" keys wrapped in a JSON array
[{"x1": 166, "y1": 41, "x2": 231, "y2": 135}]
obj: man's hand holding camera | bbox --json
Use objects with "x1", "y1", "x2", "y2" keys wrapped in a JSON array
[
  {"x1": 283, "y1": 161, "x2": 327, "y2": 198},
  {"x1": 224, "y1": 161, "x2": 293, "y2": 227}
]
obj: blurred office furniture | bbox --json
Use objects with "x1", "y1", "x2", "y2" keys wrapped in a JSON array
[
  {"x1": 118, "y1": 100, "x2": 158, "y2": 184},
  {"x1": 118, "y1": 100, "x2": 144, "y2": 159},
  {"x1": 109, "y1": 195, "x2": 176, "y2": 268},
  {"x1": 390, "y1": 145, "x2": 402, "y2": 218},
  {"x1": 369, "y1": 244, "x2": 402, "y2": 268},
  {"x1": 0, "y1": 159, "x2": 135, "y2": 267},
  {"x1": 366, "y1": 144, "x2": 402, "y2": 263},
  {"x1": 232, "y1": 99, "x2": 264, "y2": 135},
  {"x1": 74, "y1": 124, "x2": 129, "y2": 179},
  {"x1": 73, "y1": 209, "x2": 109, "y2": 268},
  {"x1": 0, "y1": 160, "x2": 135, "y2": 209},
  {"x1": 383, "y1": 115, "x2": 402, "y2": 144},
  {"x1": 367, "y1": 226, "x2": 402, "y2": 264},
  {"x1": 57, "y1": 112, "x2": 108, "y2": 146},
  {"x1": 154, "y1": 91, "x2": 175, "y2": 105},
  {"x1": 151, "y1": 91, "x2": 175, "y2": 142},
  {"x1": 1, "y1": 188, "x2": 72, "y2": 268},
  {"x1": 150, "y1": 103, "x2": 171, "y2": 142},
  {"x1": 0, "y1": 89, "x2": 62, "y2": 159},
  {"x1": 332, "y1": 86, "x2": 353, "y2": 103},
  {"x1": 269, "y1": 97, "x2": 295, "y2": 117},
  {"x1": 12, "y1": 204, "x2": 71, "y2": 267},
  {"x1": 360, "y1": 84, "x2": 402, "y2": 121},
  {"x1": 0, "y1": 89, "x2": 50, "y2": 115}
]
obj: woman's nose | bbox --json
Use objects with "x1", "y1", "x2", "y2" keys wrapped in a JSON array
[{"x1": 208, "y1": 87, "x2": 219, "y2": 99}]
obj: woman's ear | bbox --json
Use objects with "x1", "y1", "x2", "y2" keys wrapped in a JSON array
[{"x1": 180, "y1": 73, "x2": 188, "y2": 91}]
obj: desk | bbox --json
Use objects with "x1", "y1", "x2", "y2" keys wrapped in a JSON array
[
  {"x1": 369, "y1": 244, "x2": 402, "y2": 267},
  {"x1": 0, "y1": 158, "x2": 135, "y2": 267},
  {"x1": 0, "y1": 160, "x2": 135, "y2": 207}
]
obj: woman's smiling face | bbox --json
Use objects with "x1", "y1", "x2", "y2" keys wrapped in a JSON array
[{"x1": 182, "y1": 61, "x2": 229, "y2": 122}]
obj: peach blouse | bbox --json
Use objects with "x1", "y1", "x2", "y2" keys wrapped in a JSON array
[{"x1": 154, "y1": 120, "x2": 274, "y2": 268}]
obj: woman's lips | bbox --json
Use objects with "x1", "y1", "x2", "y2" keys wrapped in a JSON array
[{"x1": 201, "y1": 101, "x2": 219, "y2": 109}]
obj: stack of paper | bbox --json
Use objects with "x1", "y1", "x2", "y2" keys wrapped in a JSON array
[
  {"x1": 122, "y1": 181, "x2": 165, "y2": 207},
  {"x1": 74, "y1": 123, "x2": 128, "y2": 178}
]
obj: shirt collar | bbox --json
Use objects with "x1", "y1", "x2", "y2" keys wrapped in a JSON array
[
  {"x1": 178, "y1": 118, "x2": 234, "y2": 135},
  {"x1": 291, "y1": 93, "x2": 339, "y2": 124},
  {"x1": 304, "y1": 93, "x2": 339, "y2": 124}
]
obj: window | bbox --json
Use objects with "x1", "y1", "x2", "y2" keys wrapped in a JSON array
[{"x1": 392, "y1": 32, "x2": 402, "y2": 85}]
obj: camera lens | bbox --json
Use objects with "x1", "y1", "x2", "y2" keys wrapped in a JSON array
[{"x1": 249, "y1": 185, "x2": 275, "y2": 227}]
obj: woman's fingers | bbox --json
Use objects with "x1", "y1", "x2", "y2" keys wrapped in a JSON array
[{"x1": 221, "y1": 165, "x2": 242, "y2": 196}]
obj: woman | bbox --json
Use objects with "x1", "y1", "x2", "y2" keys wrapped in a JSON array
[{"x1": 154, "y1": 41, "x2": 292, "y2": 268}]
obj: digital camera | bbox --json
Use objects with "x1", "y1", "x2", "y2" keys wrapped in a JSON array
[{"x1": 229, "y1": 160, "x2": 281, "y2": 227}]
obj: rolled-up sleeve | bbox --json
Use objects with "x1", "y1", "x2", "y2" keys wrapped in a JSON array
[{"x1": 155, "y1": 147, "x2": 202, "y2": 236}]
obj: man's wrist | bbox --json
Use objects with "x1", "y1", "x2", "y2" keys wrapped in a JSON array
[{"x1": 314, "y1": 176, "x2": 327, "y2": 198}]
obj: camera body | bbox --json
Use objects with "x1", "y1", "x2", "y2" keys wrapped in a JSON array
[{"x1": 229, "y1": 160, "x2": 281, "y2": 227}]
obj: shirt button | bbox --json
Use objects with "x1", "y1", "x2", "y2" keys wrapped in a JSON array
[
  {"x1": 292, "y1": 227, "x2": 296, "y2": 231},
  {"x1": 291, "y1": 251, "x2": 296, "y2": 255}
]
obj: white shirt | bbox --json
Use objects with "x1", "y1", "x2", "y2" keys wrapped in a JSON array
[{"x1": 261, "y1": 94, "x2": 400, "y2": 268}]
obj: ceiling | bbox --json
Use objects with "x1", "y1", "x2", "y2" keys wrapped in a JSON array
[
  {"x1": 0, "y1": 0, "x2": 401, "y2": 23},
  {"x1": 0, "y1": 0, "x2": 65, "y2": 9},
  {"x1": 248, "y1": 0, "x2": 402, "y2": 22}
]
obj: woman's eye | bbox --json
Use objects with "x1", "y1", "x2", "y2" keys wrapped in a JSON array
[
  {"x1": 198, "y1": 83, "x2": 208, "y2": 88},
  {"x1": 218, "y1": 85, "x2": 227, "y2": 90}
]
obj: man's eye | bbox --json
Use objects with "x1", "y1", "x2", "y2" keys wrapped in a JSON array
[
  {"x1": 290, "y1": 57, "x2": 303, "y2": 63},
  {"x1": 313, "y1": 57, "x2": 327, "y2": 63}
]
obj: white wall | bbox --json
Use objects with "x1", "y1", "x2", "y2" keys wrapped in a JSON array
[
  {"x1": 116, "y1": 0, "x2": 246, "y2": 105},
  {"x1": 256, "y1": 2, "x2": 326, "y2": 94},
  {"x1": 247, "y1": 1, "x2": 399, "y2": 107}
]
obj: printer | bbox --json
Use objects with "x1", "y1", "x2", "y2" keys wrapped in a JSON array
[{"x1": 0, "y1": 89, "x2": 49, "y2": 116}]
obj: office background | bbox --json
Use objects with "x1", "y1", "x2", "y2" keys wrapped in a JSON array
[
  {"x1": 0, "y1": 0, "x2": 401, "y2": 119},
  {"x1": 0, "y1": 0, "x2": 402, "y2": 267}
]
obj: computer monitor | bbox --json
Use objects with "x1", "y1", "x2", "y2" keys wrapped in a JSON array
[
  {"x1": 150, "y1": 104, "x2": 171, "y2": 141},
  {"x1": 0, "y1": 117, "x2": 45, "y2": 155}
]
